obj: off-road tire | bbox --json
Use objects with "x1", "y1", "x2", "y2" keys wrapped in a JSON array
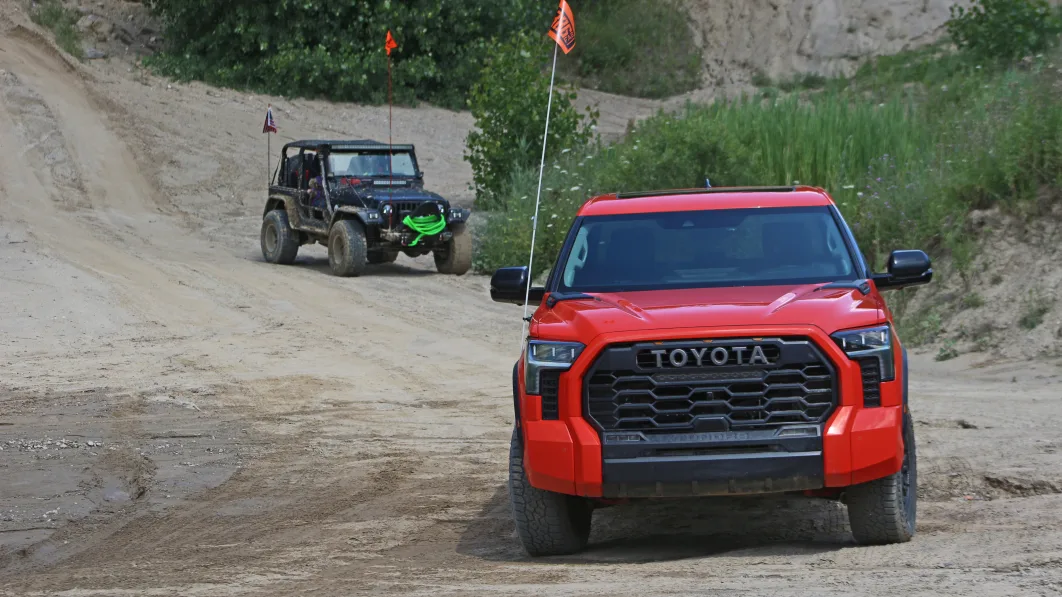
[
  {"x1": 367, "y1": 250, "x2": 399, "y2": 265},
  {"x1": 508, "y1": 428, "x2": 592, "y2": 556},
  {"x1": 261, "y1": 209, "x2": 299, "y2": 265},
  {"x1": 328, "y1": 219, "x2": 368, "y2": 277},
  {"x1": 847, "y1": 411, "x2": 917, "y2": 545},
  {"x1": 434, "y1": 223, "x2": 472, "y2": 275}
]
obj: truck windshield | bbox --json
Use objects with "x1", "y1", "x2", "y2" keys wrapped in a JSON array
[
  {"x1": 329, "y1": 151, "x2": 417, "y2": 178},
  {"x1": 557, "y1": 206, "x2": 860, "y2": 292}
]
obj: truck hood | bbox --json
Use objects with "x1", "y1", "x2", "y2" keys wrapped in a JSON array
[{"x1": 530, "y1": 283, "x2": 885, "y2": 343}]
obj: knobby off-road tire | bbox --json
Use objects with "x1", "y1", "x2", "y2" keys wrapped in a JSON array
[
  {"x1": 508, "y1": 428, "x2": 592, "y2": 556},
  {"x1": 261, "y1": 209, "x2": 299, "y2": 265},
  {"x1": 434, "y1": 223, "x2": 472, "y2": 276},
  {"x1": 847, "y1": 411, "x2": 917, "y2": 545},
  {"x1": 328, "y1": 219, "x2": 368, "y2": 277}
]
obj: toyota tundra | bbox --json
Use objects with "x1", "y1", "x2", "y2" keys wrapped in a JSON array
[{"x1": 489, "y1": 185, "x2": 933, "y2": 556}]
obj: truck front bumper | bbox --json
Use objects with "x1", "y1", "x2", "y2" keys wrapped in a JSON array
[
  {"x1": 517, "y1": 325, "x2": 907, "y2": 499},
  {"x1": 598, "y1": 428, "x2": 824, "y2": 498}
]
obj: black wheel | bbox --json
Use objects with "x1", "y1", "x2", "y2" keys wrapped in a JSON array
[
  {"x1": 847, "y1": 410, "x2": 917, "y2": 545},
  {"x1": 434, "y1": 223, "x2": 472, "y2": 275},
  {"x1": 328, "y1": 219, "x2": 367, "y2": 277},
  {"x1": 508, "y1": 428, "x2": 592, "y2": 556},
  {"x1": 261, "y1": 209, "x2": 299, "y2": 265},
  {"x1": 367, "y1": 249, "x2": 399, "y2": 265}
]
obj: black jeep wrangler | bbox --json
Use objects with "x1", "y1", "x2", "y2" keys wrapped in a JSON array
[{"x1": 260, "y1": 140, "x2": 472, "y2": 277}]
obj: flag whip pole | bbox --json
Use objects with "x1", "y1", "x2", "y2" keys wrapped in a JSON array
[
  {"x1": 388, "y1": 43, "x2": 393, "y2": 188},
  {"x1": 520, "y1": 42, "x2": 560, "y2": 346},
  {"x1": 385, "y1": 30, "x2": 398, "y2": 214}
]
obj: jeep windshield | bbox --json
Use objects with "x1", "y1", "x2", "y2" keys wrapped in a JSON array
[
  {"x1": 328, "y1": 150, "x2": 417, "y2": 178},
  {"x1": 557, "y1": 206, "x2": 860, "y2": 292}
]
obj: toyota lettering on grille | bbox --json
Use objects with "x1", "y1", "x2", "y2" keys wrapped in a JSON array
[{"x1": 648, "y1": 346, "x2": 771, "y2": 368}]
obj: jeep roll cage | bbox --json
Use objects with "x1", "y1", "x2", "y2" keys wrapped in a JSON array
[{"x1": 270, "y1": 140, "x2": 424, "y2": 191}]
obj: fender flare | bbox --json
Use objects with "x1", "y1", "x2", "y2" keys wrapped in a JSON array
[
  {"x1": 512, "y1": 361, "x2": 521, "y2": 438},
  {"x1": 901, "y1": 345, "x2": 911, "y2": 440},
  {"x1": 263, "y1": 197, "x2": 288, "y2": 218},
  {"x1": 902, "y1": 345, "x2": 909, "y2": 408},
  {"x1": 329, "y1": 206, "x2": 381, "y2": 230}
]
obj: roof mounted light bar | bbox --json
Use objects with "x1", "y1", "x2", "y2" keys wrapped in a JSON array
[{"x1": 614, "y1": 186, "x2": 797, "y2": 200}]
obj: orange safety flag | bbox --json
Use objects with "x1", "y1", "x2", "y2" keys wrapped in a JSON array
[
  {"x1": 547, "y1": 0, "x2": 576, "y2": 54},
  {"x1": 385, "y1": 30, "x2": 398, "y2": 56}
]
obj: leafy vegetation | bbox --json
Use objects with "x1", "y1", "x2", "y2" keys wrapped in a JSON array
[
  {"x1": 898, "y1": 310, "x2": 945, "y2": 348},
  {"x1": 556, "y1": 0, "x2": 702, "y2": 98},
  {"x1": 143, "y1": 0, "x2": 551, "y2": 109},
  {"x1": 142, "y1": 0, "x2": 701, "y2": 108},
  {"x1": 947, "y1": 0, "x2": 1062, "y2": 62},
  {"x1": 962, "y1": 293, "x2": 985, "y2": 310},
  {"x1": 1018, "y1": 288, "x2": 1054, "y2": 329},
  {"x1": 29, "y1": 0, "x2": 83, "y2": 60},
  {"x1": 464, "y1": 33, "x2": 598, "y2": 210},
  {"x1": 936, "y1": 340, "x2": 960, "y2": 362}
]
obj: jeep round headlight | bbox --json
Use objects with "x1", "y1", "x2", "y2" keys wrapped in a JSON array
[
  {"x1": 524, "y1": 340, "x2": 584, "y2": 395},
  {"x1": 831, "y1": 324, "x2": 895, "y2": 381}
]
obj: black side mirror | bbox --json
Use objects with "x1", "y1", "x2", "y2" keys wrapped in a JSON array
[
  {"x1": 490, "y1": 266, "x2": 545, "y2": 305},
  {"x1": 873, "y1": 250, "x2": 933, "y2": 290}
]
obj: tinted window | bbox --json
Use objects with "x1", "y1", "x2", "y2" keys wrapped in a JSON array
[
  {"x1": 330, "y1": 151, "x2": 416, "y2": 177},
  {"x1": 557, "y1": 207, "x2": 858, "y2": 292}
]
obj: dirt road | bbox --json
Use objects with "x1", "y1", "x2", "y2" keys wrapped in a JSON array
[{"x1": 1, "y1": 19, "x2": 1061, "y2": 597}]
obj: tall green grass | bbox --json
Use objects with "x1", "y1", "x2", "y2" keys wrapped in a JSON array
[
  {"x1": 29, "y1": 0, "x2": 83, "y2": 60},
  {"x1": 474, "y1": 51, "x2": 1062, "y2": 279}
]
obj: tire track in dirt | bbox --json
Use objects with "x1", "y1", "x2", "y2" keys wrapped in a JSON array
[{"x1": 1, "y1": 31, "x2": 519, "y2": 591}]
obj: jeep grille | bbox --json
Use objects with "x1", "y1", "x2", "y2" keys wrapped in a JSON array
[{"x1": 584, "y1": 337, "x2": 837, "y2": 433}]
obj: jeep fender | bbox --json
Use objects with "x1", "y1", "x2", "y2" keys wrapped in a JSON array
[
  {"x1": 263, "y1": 196, "x2": 288, "y2": 218},
  {"x1": 447, "y1": 206, "x2": 472, "y2": 224},
  {"x1": 329, "y1": 205, "x2": 382, "y2": 229}
]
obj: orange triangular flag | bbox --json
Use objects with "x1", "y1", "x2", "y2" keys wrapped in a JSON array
[
  {"x1": 547, "y1": 0, "x2": 576, "y2": 54},
  {"x1": 386, "y1": 30, "x2": 398, "y2": 56}
]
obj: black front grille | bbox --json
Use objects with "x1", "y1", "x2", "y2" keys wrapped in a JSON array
[
  {"x1": 540, "y1": 370, "x2": 561, "y2": 420},
  {"x1": 584, "y1": 337, "x2": 837, "y2": 433},
  {"x1": 389, "y1": 201, "x2": 422, "y2": 215},
  {"x1": 858, "y1": 358, "x2": 882, "y2": 408}
]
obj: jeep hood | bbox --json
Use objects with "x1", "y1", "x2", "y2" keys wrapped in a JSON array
[
  {"x1": 363, "y1": 184, "x2": 444, "y2": 203},
  {"x1": 530, "y1": 283, "x2": 886, "y2": 343}
]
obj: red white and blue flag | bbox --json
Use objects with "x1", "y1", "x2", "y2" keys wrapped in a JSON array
[{"x1": 263, "y1": 104, "x2": 277, "y2": 134}]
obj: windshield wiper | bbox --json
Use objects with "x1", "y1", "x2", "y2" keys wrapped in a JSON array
[
  {"x1": 816, "y1": 279, "x2": 872, "y2": 295},
  {"x1": 545, "y1": 292, "x2": 597, "y2": 308}
]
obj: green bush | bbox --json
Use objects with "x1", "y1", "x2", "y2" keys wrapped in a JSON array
[
  {"x1": 558, "y1": 0, "x2": 702, "y2": 98},
  {"x1": 464, "y1": 32, "x2": 598, "y2": 210},
  {"x1": 143, "y1": 0, "x2": 551, "y2": 110},
  {"x1": 946, "y1": 0, "x2": 1062, "y2": 61},
  {"x1": 143, "y1": 0, "x2": 705, "y2": 108}
]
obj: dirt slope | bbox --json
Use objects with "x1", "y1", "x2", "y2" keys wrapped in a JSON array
[{"x1": 1, "y1": 9, "x2": 1061, "y2": 597}]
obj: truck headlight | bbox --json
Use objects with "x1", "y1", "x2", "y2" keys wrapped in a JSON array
[
  {"x1": 524, "y1": 340, "x2": 584, "y2": 395},
  {"x1": 831, "y1": 324, "x2": 895, "y2": 381}
]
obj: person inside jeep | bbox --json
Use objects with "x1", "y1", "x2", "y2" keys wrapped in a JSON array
[{"x1": 304, "y1": 153, "x2": 326, "y2": 211}]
